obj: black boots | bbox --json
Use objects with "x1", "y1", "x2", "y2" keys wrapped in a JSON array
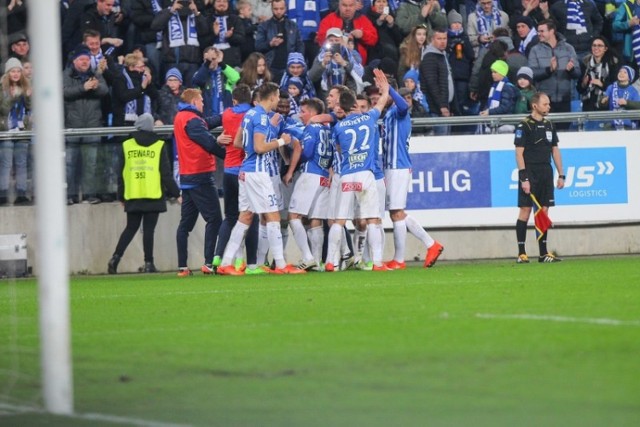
[
  {"x1": 143, "y1": 262, "x2": 158, "y2": 273},
  {"x1": 107, "y1": 254, "x2": 121, "y2": 274}
]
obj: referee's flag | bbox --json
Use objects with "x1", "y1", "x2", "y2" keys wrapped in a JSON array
[{"x1": 531, "y1": 193, "x2": 552, "y2": 241}]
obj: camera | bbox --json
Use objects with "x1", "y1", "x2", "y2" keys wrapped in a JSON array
[
  {"x1": 325, "y1": 42, "x2": 341, "y2": 55},
  {"x1": 383, "y1": 6, "x2": 389, "y2": 14}
]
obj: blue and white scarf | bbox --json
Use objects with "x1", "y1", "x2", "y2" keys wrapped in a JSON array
[
  {"x1": 7, "y1": 95, "x2": 27, "y2": 130},
  {"x1": 208, "y1": 67, "x2": 225, "y2": 115},
  {"x1": 90, "y1": 50, "x2": 104, "y2": 72},
  {"x1": 476, "y1": 3, "x2": 503, "y2": 46},
  {"x1": 486, "y1": 78, "x2": 509, "y2": 110},
  {"x1": 167, "y1": 10, "x2": 199, "y2": 48},
  {"x1": 610, "y1": 82, "x2": 633, "y2": 129},
  {"x1": 318, "y1": 46, "x2": 364, "y2": 93},
  {"x1": 150, "y1": 0, "x2": 164, "y2": 48},
  {"x1": 280, "y1": 74, "x2": 316, "y2": 99},
  {"x1": 519, "y1": 27, "x2": 537, "y2": 54},
  {"x1": 214, "y1": 16, "x2": 231, "y2": 50},
  {"x1": 122, "y1": 69, "x2": 151, "y2": 122},
  {"x1": 566, "y1": 0, "x2": 587, "y2": 35}
]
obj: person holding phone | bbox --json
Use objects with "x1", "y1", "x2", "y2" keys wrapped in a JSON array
[
  {"x1": 366, "y1": 0, "x2": 404, "y2": 64},
  {"x1": 255, "y1": 0, "x2": 304, "y2": 83}
]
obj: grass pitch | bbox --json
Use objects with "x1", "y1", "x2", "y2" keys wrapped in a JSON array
[{"x1": 1, "y1": 257, "x2": 639, "y2": 426}]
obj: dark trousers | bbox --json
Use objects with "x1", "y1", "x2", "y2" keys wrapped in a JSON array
[
  {"x1": 214, "y1": 172, "x2": 259, "y2": 264},
  {"x1": 114, "y1": 212, "x2": 160, "y2": 262},
  {"x1": 176, "y1": 182, "x2": 222, "y2": 267}
]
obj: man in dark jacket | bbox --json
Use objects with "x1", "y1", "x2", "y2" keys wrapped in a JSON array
[
  {"x1": 174, "y1": 88, "x2": 227, "y2": 276},
  {"x1": 255, "y1": 0, "x2": 304, "y2": 82},
  {"x1": 202, "y1": 0, "x2": 246, "y2": 69},
  {"x1": 63, "y1": 46, "x2": 110, "y2": 205},
  {"x1": 108, "y1": 114, "x2": 181, "y2": 274},
  {"x1": 80, "y1": 0, "x2": 126, "y2": 54},
  {"x1": 420, "y1": 28, "x2": 455, "y2": 135},
  {"x1": 550, "y1": 0, "x2": 603, "y2": 59}
]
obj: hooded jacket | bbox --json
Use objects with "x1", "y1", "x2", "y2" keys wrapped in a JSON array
[{"x1": 419, "y1": 44, "x2": 456, "y2": 114}]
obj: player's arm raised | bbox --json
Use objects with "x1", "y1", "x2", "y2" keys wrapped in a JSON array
[{"x1": 372, "y1": 69, "x2": 391, "y2": 114}]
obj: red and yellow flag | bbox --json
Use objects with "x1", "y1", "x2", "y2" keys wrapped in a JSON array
[{"x1": 531, "y1": 193, "x2": 552, "y2": 240}]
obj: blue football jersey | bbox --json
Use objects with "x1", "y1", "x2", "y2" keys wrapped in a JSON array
[
  {"x1": 333, "y1": 109, "x2": 381, "y2": 176},
  {"x1": 240, "y1": 105, "x2": 277, "y2": 174},
  {"x1": 300, "y1": 123, "x2": 333, "y2": 177},
  {"x1": 382, "y1": 104, "x2": 412, "y2": 170}
]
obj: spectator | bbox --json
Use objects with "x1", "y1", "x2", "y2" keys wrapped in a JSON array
[
  {"x1": 235, "y1": 0, "x2": 257, "y2": 63},
  {"x1": 280, "y1": 52, "x2": 317, "y2": 105},
  {"x1": 550, "y1": 0, "x2": 603, "y2": 59},
  {"x1": 309, "y1": 27, "x2": 365, "y2": 99},
  {"x1": 470, "y1": 38, "x2": 508, "y2": 108},
  {"x1": 287, "y1": 0, "x2": 330, "y2": 66},
  {"x1": 529, "y1": 19, "x2": 581, "y2": 121},
  {"x1": 479, "y1": 60, "x2": 519, "y2": 134},
  {"x1": 514, "y1": 15, "x2": 539, "y2": 57},
  {"x1": 467, "y1": 0, "x2": 510, "y2": 56},
  {"x1": 317, "y1": 0, "x2": 379, "y2": 65},
  {"x1": 192, "y1": 47, "x2": 241, "y2": 116},
  {"x1": 255, "y1": 0, "x2": 304, "y2": 82},
  {"x1": 446, "y1": 9, "x2": 475, "y2": 117},
  {"x1": 578, "y1": 36, "x2": 621, "y2": 114},
  {"x1": 107, "y1": 114, "x2": 181, "y2": 274},
  {"x1": 151, "y1": 0, "x2": 209, "y2": 87},
  {"x1": 157, "y1": 67, "x2": 185, "y2": 125},
  {"x1": 239, "y1": 52, "x2": 272, "y2": 91},
  {"x1": 6, "y1": 0, "x2": 27, "y2": 36},
  {"x1": 601, "y1": 65, "x2": 640, "y2": 129},
  {"x1": 204, "y1": 0, "x2": 246, "y2": 69},
  {"x1": 398, "y1": 24, "x2": 428, "y2": 80},
  {"x1": 0, "y1": 57, "x2": 31, "y2": 205},
  {"x1": 130, "y1": 0, "x2": 167, "y2": 83},
  {"x1": 366, "y1": 0, "x2": 404, "y2": 64},
  {"x1": 612, "y1": 0, "x2": 640, "y2": 68},
  {"x1": 514, "y1": 66, "x2": 537, "y2": 114},
  {"x1": 247, "y1": 0, "x2": 273, "y2": 23},
  {"x1": 7, "y1": 32, "x2": 30, "y2": 61},
  {"x1": 111, "y1": 52, "x2": 159, "y2": 127},
  {"x1": 402, "y1": 69, "x2": 429, "y2": 114},
  {"x1": 80, "y1": 0, "x2": 125, "y2": 54},
  {"x1": 507, "y1": 0, "x2": 550, "y2": 41},
  {"x1": 174, "y1": 88, "x2": 227, "y2": 276},
  {"x1": 396, "y1": 0, "x2": 447, "y2": 38},
  {"x1": 285, "y1": 77, "x2": 306, "y2": 120},
  {"x1": 497, "y1": 30, "x2": 529, "y2": 84},
  {"x1": 420, "y1": 28, "x2": 455, "y2": 135},
  {"x1": 63, "y1": 46, "x2": 109, "y2": 205},
  {"x1": 61, "y1": 0, "x2": 97, "y2": 60}
]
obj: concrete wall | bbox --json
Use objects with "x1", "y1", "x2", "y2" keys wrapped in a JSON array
[{"x1": 1, "y1": 203, "x2": 638, "y2": 275}]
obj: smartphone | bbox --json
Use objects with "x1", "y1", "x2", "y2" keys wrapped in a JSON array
[
  {"x1": 383, "y1": 6, "x2": 389, "y2": 14},
  {"x1": 276, "y1": 33, "x2": 284, "y2": 39}
]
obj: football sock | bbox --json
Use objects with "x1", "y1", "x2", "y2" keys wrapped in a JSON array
[
  {"x1": 307, "y1": 226, "x2": 324, "y2": 265},
  {"x1": 267, "y1": 221, "x2": 286, "y2": 269},
  {"x1": 538, "y1": 231, "x2": 548, "y2": 256},
  {"x1": 280, "y1": 223, "x2": 289, "y2": 253},
  {"x1": 326, "y1": 223, "x2": 342, "y2": 266},
  {"x1": 257, "y1": 223, "x2": 269, "y2": 265},
  {"x1": 367, "y1": 223, "x2": 383, "y2": 266},
  {"x1": 353, "y1": 227, "x2": 366, "y2": 262},
  {"x1": 516, "y1": 219, "x2": 528, "y2": 255},
  {"x1": 406, "y1": 215, "x2": 434, "y2": 247},
  {"x1": 290, "y1": 218, "x2": 313, "y2": 261},
  {"x1": 221, "y1": 221, "x2": 248, "y2": 266},
  {"x1": 393, "y1": 220, "x2": 407, "y2": 262}
]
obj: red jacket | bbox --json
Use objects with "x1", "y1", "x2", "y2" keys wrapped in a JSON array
[
  {"x1": 221, "y1": 105, "x2": 250, "y2": 170},
  {"x1": 173, "y1": 108, "x2": 216, "y2": 176},
  {"x1": 317, "y1": 13, "x2": 378, "y2": 65}
]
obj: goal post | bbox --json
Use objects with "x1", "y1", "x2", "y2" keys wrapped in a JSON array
[{"x1": 28, "y1": 1, "x2": 74, "y2": 415}]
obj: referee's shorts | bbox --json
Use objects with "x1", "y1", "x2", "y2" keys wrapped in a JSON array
[{"x1": 518, "y1": 164, "x2": 555, "y2": 208}]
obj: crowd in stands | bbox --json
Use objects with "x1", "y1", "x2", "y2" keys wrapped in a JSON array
[{"x1": 2, "y1": 0, "x2": 640, "y2": 206}]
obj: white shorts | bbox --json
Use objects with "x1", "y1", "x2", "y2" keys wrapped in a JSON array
[
  {"x1": 289, "y1": 173, "x2": 331, "y2": 219},
  {"x1": 278, "y1": 171, "x2": 299, "y2": 217},
  {"x1": 328, "y1": 173, "x2": 342, "y2": 220},
  {"x1": 334, "y1": 171, "x2": 379, "y2": 220},
  {"x1": 238, "y1": 171, "x2": 281, "y2": 214},
  {"x1": 385, "y1": 169, "x2": 411, "y2": 210},
  {"x1": 355, "y1": 177, "x2": 386, "y2": 219}
]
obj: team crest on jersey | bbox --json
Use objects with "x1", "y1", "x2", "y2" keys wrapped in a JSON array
[
  {"x1": 515, "y1": 129, "x2": 523, "y2": 138},
  {"x1": 348, "y1": 152, "x2": 368, "y2": 169},
  {"x1": 342, "y1": 182, "x2": 363, "y2": 192}
]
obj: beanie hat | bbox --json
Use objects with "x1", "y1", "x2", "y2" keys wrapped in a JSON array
[
  {"x1": 490, "y1": 60, "x2": 509, "y2": 77},
  {"x1": 8, "y1": 32, "x2": 28, "y2": 46},
  {"x1": 287, "y1": 52, "x2": 306, "y2": 69},
  {"x1": 621, "y1": 65, "x2": 636, "y2": 82},
  {"x1": 403, "y1": 69, "x2": 419, "y2": 84},
  {"x1": 515, "y1": 15, "x2": 535, "y2": 30},
  {"x1": 134, "y1": 113, "x2": 155, "y2": 132},
  {"x1": 71, "y1": 45, "x2": 91, "y2": 61},
  {"x1": 288, "y1": 76, "x2": 304, "y2": 91},
  {"x1": 4, "y1": 57, "x2": 23, "y2": 74},
  {"x1": 447, "y1": 9, "x2": 463, "y2": 26},
  {"x1": 165, "y1": 67, "x2": 183, "y2": 83},
  {"x1": 516, "y1": 66, "x2": 534, "y2": 82}
]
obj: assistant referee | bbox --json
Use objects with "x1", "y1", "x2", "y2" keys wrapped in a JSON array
[{"x1": 514, "y1": 92, "x2": 565, "y2": 263}]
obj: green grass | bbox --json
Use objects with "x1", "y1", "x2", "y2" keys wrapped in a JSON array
[{"x1": 1, "y1": 257, "x2": 640, "y2": 426}]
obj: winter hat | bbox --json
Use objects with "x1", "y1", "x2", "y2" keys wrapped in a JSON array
[
  {"x1": 621, "y1": 65, "x2": 636, "y2": 82},
  {"x1": 4, "y1": 57, "x2": 23, "y2": 74},
  {"x1": 496, "y1": 35, "x2": 514, "y2": 51},
  {"x1": 71, "y1": 45, "x2": 91, "y2": 61},
  {"x1": 515, "y1": 15, "x2": 535, "y2": 30},
  {"x1": 134, "y1": 113, "x2": 155, "y2": 132},
  {"x1": 165, "y1": 67, "x2": 183, "y2": 83},
  {"x1": 326, "y1": 27, "x2": 344, "y2": 38},
  {"x1": 490, "y1": 60, "x2": 509, "y2": 77},
  {"x1": 288, "y1": 76, "x2": 304, "y2": 91},
  {"x1": 447, "y1": 9, "x2": 463, "y2": 26},
  {"x1": 403, "y1": 69, "x2": 419, "y2": 84},
  {"x1": 516, "y1": 66, "x2": 534, "y2": 82},
  {"x1": 287, "y1": 52, "x2": 306, "y2": 68},
  {"x1": 8, "y1": 32, "x2": 28, "y2": 46}
]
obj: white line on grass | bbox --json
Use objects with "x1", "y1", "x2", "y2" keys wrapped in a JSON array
[
  {"x1": 476, "y1": 313, "x2": 640, "y2": 327},
  {"x1": 0, "y1": 402, "x2": 191, "y2": 427}
]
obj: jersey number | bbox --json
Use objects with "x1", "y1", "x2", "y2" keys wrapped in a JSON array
[{"x1": 345, "y1": 125, "x2": 370, "y2": 154}]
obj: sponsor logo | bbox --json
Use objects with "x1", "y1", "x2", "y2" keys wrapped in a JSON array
[
  {"x1": 342, "y1": 182, "x2": 363, "y2": 192},
  {"x1": 348, "y1": 152, "x2": 367, "y2": 169},
  {"x1": 319, "y1": 177, "x2": 330, "y2": 187}
]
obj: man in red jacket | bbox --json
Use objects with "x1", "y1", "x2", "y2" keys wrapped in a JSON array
[
  {"x1": 316, "y1": 0, "x2": 378, "y2": 65},
  {"x1": 174, "y1": 88, "x2": 227, "y2": 277}
]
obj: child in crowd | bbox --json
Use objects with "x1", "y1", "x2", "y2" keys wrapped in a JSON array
[
  {"x1": 479, "y1": 60, "x2": 518, "y2": 133},
  {"x1": 514, "y1": 66, "x2": 536, "y2": 114},
  {"x1": 286, "y1": 77, "x2": 306, "y2": 121},
  {"x1": 402, "y1": 69, "x2": 429, "y2": 113},
  {"x1": 601, "y1": 65, "x2": 640, "y2": 130},
  {"x1": 280, "y1": 52, "x2": 316, "y2": 111}
]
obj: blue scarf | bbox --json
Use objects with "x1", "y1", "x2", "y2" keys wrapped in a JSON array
[
  {"x1": 566, "y1": 0, "x2": 587, "y2": 35},
  {"x1": 476, "y1": 3, "x2": 502, "y2": 46},
  {"x1": 167, "y1": 10, "x2": 199, "y2": 48},
  {"x1": 626, "y1": 0, "x2": 640, "y2": 68},
  {"x1": 90, "y1": 50, "x2": 104, "y2": 72},
  {"x1": 150, "y1": 0, "x2": 164, "y2": 48},
  {"x1": 318, "y1": 46, "x2": 364, "y2": 92},
  {"x1": 7, "y1": 95, "x2": 27, "y2": 130},
  {"x1": 214, "y1": 15, "x2": 230, "y2": 49},
  {"x1": 122, "y1": 69, "x2": 151, "y2": 122},
  {"x1": 487, "y1": 77, "x2": 510, "y2": 110},
  {"x1": 519, "y1": 27, "x2": 537, "y2": 54},
  {"x1": 610, "y1": 82, "x2": 635, "y2": 129},
  {"x1": 280, "y1": 74, "x2": 316, "y2": 99},
  {"x1": 208, "y1": 67, "x2": 225, "y2": 115}
]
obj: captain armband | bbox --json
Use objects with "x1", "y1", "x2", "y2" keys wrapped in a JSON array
[{"x1": 518, "y1": 169, "x2": 529, "y2": 182}]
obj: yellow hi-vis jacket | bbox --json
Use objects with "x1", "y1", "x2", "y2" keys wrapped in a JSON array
[{"x1": 122, "y1": 138, "x2": 164, "y2": 200}]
